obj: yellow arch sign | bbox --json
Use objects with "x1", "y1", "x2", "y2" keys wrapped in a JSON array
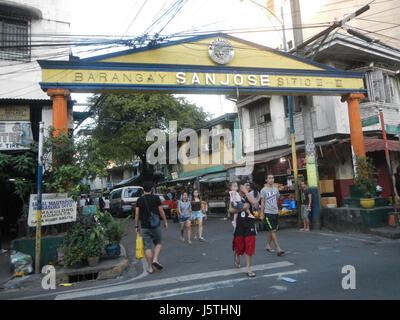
[{"x1": 39, "y1": 33, "x2": 365, "y2": 96}]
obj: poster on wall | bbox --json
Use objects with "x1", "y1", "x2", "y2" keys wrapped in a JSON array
[
  {"x1": 0, "y1": 106, "x2": 30, "y2": 121},
  {"x1": 0, "y1": 121, "x2": 33, "y2": 150},
  {"x1": 28, "y1": 193, "x2": 77, "y2": 227}
]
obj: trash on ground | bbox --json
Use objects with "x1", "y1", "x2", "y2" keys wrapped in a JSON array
[
  {"x1": 59, "y1": 283, "x2": 73, "y2": 287},
  {"x1": 281, "y1": 277, "x2": 297, "y2": 283},
  {"x1": 10, "y1": 251, "x2": 33, "y2": 276},
  {"x1": 335, "y1": 250, "x2": 342, "y2": 253}
]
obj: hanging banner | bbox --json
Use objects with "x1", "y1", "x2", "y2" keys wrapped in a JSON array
[
  {"x1": 0, "y1": 121, "x2": 33, "y2": 150},
  {"x1": 28, "y1": 193, "x2": 77, "y2": 227}
]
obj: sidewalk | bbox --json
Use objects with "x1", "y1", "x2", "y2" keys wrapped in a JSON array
[{"x1": 0, "y1": 218, "x2": 142, "y2": 292}]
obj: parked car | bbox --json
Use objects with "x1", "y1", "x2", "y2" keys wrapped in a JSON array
[
  {"x1": 153, "y1": 194, "x2": 177, "y2": 219},
  {"x1": 109, "y1": 186, "x2": 144, "y2": 217}
]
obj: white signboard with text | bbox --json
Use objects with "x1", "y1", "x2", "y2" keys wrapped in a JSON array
[
  {"x1": 28, "y1": 193, "x2": 77, "y2": 227},
  {"x1": 0, "y1": 121, "x2": 33, "y2": 150}
]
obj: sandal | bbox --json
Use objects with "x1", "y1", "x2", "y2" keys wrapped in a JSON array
[
  {"x1": 277, "y1": 251, "x2": 285, "y2": 256},
  {"x1": 147, "y1": 269, "x2": 154, "y2": 274},
  {"x1": 246, "y1": 272, "x2": 256, "y2": 278},
  {"x1": 266, "y1": 248, "x2": 275, "y2": 253},
  {"x1": 152, "y1": 261, "x2": 163, "y2": 270}
]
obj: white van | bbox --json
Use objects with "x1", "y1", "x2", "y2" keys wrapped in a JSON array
[{"x1": 109, "y1": 186, "x2": 144, "y2": 217}]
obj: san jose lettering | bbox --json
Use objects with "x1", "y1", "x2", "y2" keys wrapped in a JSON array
[{"x1": 176, "y1": 72, "x2": 270, "y2": 87}]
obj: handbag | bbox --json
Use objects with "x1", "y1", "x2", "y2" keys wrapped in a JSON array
[
  {"x1": 143, "y1": 195, "x2": 160, "y2": 228},
  {"x1": 136, "y1": 233, "x2": 144, "y2": 260}
]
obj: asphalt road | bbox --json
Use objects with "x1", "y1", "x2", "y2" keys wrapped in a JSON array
[{"x1": 1, "y1": 215, "x2": 400, "y2": 301}]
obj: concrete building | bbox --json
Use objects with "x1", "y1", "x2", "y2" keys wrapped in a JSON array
[
  {"x1": 236, "y1": 32, "x2": 400, "y2": 207},
  {"x1": 0, "y1": 0, "x2": 72, "y2": 145}
]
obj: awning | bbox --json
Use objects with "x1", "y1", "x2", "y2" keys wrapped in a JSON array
[
  {"x1": 365, "y1": 139, "x2": 400, "y2": 153},
  {"x1": 170, "y1": 175, "x2": 197, "y2": 183},
  {"x1": 200, "y1": 172, "x2": 227, "y2": 183},
  {"x1": 113, "y1": 175, "x2": 141, "y2": 188}
]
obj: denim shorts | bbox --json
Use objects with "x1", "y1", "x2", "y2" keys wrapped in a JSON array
[
  {"x1": 231, "y1": 201, "x2": 244, "y2": 210},
  {"x1": 192, "y1": 211, "x2": 204, "y2": 221},
  {"x1": 141, "y1": 227, "x2": 162, "y2": 250},
  {"x1": 178, "y1": 216, "x2": 191, "y2": 223}
]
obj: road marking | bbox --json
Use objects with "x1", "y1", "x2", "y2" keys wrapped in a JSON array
[
  {"x1": 111, "y1": 269, "x2": 307, "y2": 300},
  {"x1": 55, "y1": 261, "x2": 294, "y2": 300},
  {"x1": 317, "y1": 232, "x2": 377, "y2": 243},
  {"x1": 269, "y1": 285, "x2": 287, "y2": 292},
  {"x1": 12, "y1": 258, "x2": 148, "y2": 301}
]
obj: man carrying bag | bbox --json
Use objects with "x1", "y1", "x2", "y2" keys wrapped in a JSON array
[{"x1": 135, "y1": 181, "x2": 168, "y2": 274}]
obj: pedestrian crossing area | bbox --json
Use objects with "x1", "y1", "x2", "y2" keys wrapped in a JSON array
[{"x1": 54, "y1": 260, "x2": 307, "y2": 300}]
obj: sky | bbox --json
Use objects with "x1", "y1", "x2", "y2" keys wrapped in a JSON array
[{"x1": 67, "y1": 0, "x2": 329, "y2": 118}]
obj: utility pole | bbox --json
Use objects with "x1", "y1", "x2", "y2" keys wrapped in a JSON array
[
  {"x1": 289, "y1": 0, "x2": 321, "y2": 228},
  {"x1": 35, "y1": 121, "x2": 44, "y2": 274},
  {"x1": 241, "y1": 0, "x2": 301, "y2": 223},
  {"x1": 379, "y1": 109, "x2": 398, "y2": 227},
  {"x1": 289, "y1": 1, "x2": 370, "y2": 230}
]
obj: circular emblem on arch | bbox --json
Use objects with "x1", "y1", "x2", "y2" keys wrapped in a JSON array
[{"x1": 208, "y1": 38, "x2": 234, "y2": 65}]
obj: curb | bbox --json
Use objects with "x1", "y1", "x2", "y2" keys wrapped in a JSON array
[
  {"x1": 367, "y1": 227, "x2": 400, "y2": 239},
  {"x1": 55, "y1": 244, "x2": 130, "y2": 284},
  {"x1": 0, "y1": 245, "x2": 137, "y2": 291}
]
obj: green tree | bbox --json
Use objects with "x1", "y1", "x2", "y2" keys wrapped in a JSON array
[
  {"x1": 88, "y1": 93, "x2": 210, "y2": 179},
  {"x1": 42, "y1": 128, "x2": 108, "y2": 199}
]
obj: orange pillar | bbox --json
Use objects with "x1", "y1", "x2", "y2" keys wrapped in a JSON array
[
  {"x1": 341, "y1": 93, "x2": 366, "y2": 158},
  {"x1": 47, "y1": 88, "x2": 70, "y2": 137}
]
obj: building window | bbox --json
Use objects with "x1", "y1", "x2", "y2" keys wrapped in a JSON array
[
  {"x1": 0, "y1": 15, "x2": 30, "y2": 61},
  {"x1": 248, "y1": 97, "x2": 270, "y2": 127},
  {"x1": 365, "y1": 69, "x2": 400, "y2": 104},
  {"x1": 284, "y1": 96, "x2": 303, "y2": 117}
]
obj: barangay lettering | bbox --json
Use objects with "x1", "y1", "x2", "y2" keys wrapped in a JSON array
[{"x1": 70, "y1": 71, "x2": 348, "y2": 89}]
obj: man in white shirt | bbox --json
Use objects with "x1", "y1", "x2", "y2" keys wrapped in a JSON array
[
  {"x1": 78, "y1": 196, "x2": 86, "y2": 214},
  {"x1": 260, "y1": 174, "x2": 285, "y2": 256}
]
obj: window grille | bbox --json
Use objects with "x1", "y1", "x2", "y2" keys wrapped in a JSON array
[{"x1": 0, "y1": 15, "x2": 30, "y2": 61}]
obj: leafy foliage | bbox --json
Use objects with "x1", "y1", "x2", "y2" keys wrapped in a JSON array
[
  {"x1": 354, "y1": 155, "x2": 378, "y2": 198},
  {"x1": 42, "y1": 128, "x2": 108, "y2": 200},
  {"x1": 60, "y1": 211, "x2": 130, "y2": 266},
  {"x1": 87, "y1": 93, "x2": 210, "y2": 177},
  {"x1": 0, "y1": 143, "x2": 38, "y2": 219}
]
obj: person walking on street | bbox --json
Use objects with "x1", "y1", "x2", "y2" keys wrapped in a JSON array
[
  {"x1": 300, "y1": 181, "x2": 312, "y2": 232},
  {"x1": 86, "y1": 195, "x2": 93, "y2": 206},
  {"x1": 98, "y1": 194, "x2": 105, "y2": 213},
  {"x1": 135, "y1": 181, "x2": 168, "y2": 274},
  {"x1": 249, "y1": 184, "x2": 261, "y2": 212},
  {"x1": 104, "y1": 196, "x2": 110, "y2": 213},
  {"x1": 191, "y1": 189, "x2": 207, "y2": 241},
  {"x1": 260, "y1": 174, "x2": 285, "y2": 256},
  {"x1": 177, "y1": 192, "x2": 192, "y2": 244},
  {"x1": 78, "y1": 195, "x2": 86, "y2": 214},
  {"x1": 230, "y1": 180, "x2": 258, "y2": 278}
]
